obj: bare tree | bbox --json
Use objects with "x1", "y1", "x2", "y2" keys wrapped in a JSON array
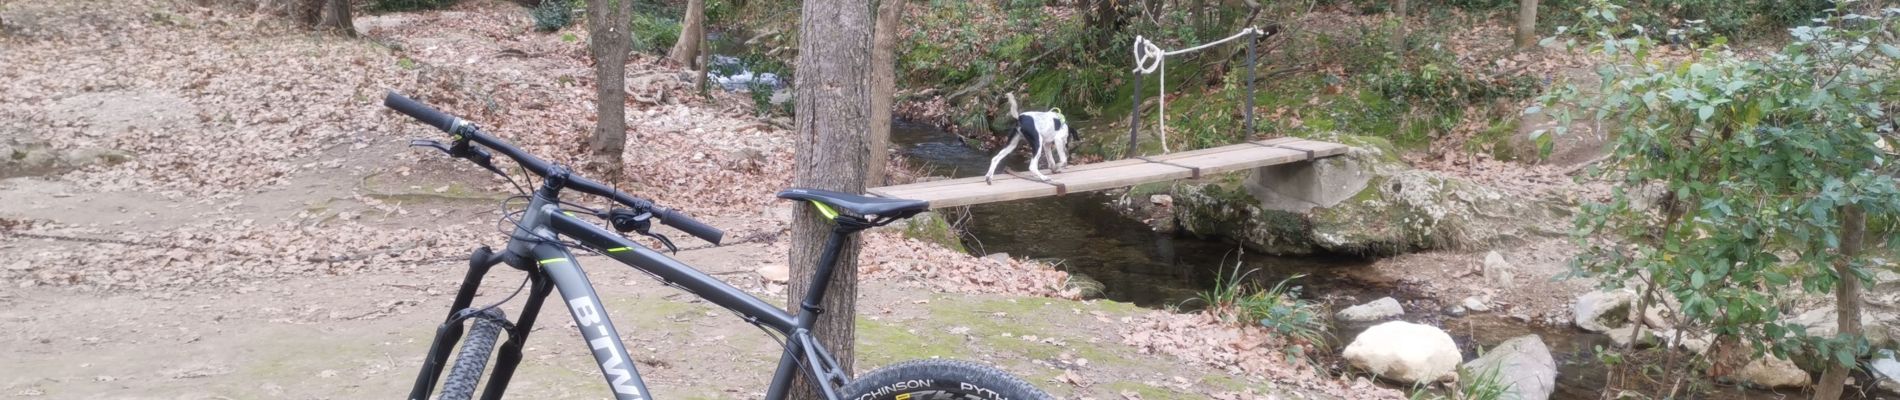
[
  {"x1": 1389, "y1": 0, "x2": 1407, "y2": 61},
  {"x1": 317, "y1": 0, "x2": 355, "y2": 36},
  {"x1": 865, "y1": 0, "x2": 902, "y2": 186},
  {"x1": 586, "y1": 0, "x2": 636, "y2": 174},
  {"x1": 1515, "y1": 0, "x2": 1540, "y2": 50},
  {"x1": 668, "y1": 0, "x2": 707, "y2": 69},
  {"x1": 786, "y1": 0, "x2": 881, "y2": 397}
]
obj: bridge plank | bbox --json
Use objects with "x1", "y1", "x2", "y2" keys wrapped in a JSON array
[{"x1": 867, "y1": 138, "x2": 1351, "y2": 209}]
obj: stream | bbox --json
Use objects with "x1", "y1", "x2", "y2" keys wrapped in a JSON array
[{"x1": 888, "y1": 121, "x2": 1825, "y2": 399}]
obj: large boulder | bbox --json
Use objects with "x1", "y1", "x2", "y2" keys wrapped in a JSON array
[
  {"x1": 1461, "y1": 335, "x2": 1557, "y2": 400},
  {"x1": 1785, "y1": 305, "x2": 1898, "y2": 349},
  {"x1": 1873, "y1": 350, "x2": 1900, "y2": 394},
  {"x1": 1343, "y1": 321, "x2": 1463, "y2": 384},
  {"x1": 1726, "y1": 355, "x2": 1810, "y2": 389},
  {"x1": 1337, "y1": 297, "x2": 1405, "y2": 323},
  {"x1": 1170, "y1": 135, "x2": 1563, "y2": 256},
  {"x1": 1572, "y1": 289, "x2": 1633, "y2": 332}
]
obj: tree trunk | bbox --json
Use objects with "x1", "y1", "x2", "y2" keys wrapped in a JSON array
[
  {"x1": 865, "y1": 0, "x2": 902, "y2": 186},
  {"x1": 1085, "y1": 0, "x2": 1125, "y2": 49},
  {"x1": 318, "y1": 0, "x2": 356, "y2": 37},
  {"x1": 1814, "y1": 204, "x2": 1866, "y2": 400},
  {"x1": 669, "y1": 0, "x2": 707, "y2": 68},
  {"x1": 587, "y1": 0, "x2": 635, "y2": 175},
  {"x1": 293, "y1": 0, "x2": 323, "y2": 27},
  {"x1": 1389, "y1": 0, "x2": 1407, "y2": 61},
  {"x1": 1515, "y1": 0, "x2": 1539, "y2": 50},
  {"x1": 787, "y1": 0, "x2": 875, "y2": 398}
]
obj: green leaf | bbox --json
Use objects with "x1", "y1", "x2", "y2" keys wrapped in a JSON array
[
  {"x1": 1698, "y1": 105, "x2": 1715, "y2": 121},
  {"x1": 1836, "y1": 348, "x2": 1856, "y2": 368},
  {"x1": 1764, "y1": 271, "x2": 1790, "y2": 286},
  {"x1": 1879, "y1": 44, "x2": 1900, "y2": 60},
  {"x1": 1692, "y1": 270, "x2": 1708, "y2": 287}
]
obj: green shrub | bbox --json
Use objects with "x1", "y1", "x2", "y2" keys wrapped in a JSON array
[
  {"x1": 370, "y1": 0, "x2": 458, "y2": 12},
  {"x1": 628, "y1": 11, "x2": 681, "y2": 53},
  {"x1": 1242, "y1": 274, "x2": 1330, "y2": 353},
  {"x1": 531, "y1": 0, "x2": 573, "y2": 32}
]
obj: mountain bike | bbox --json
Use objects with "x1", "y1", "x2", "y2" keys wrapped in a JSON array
[{"x1": 383, "y1": 92, "x2": 1051, "y2": 400}]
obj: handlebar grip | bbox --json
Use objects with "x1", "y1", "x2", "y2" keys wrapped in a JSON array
[
  {"x1": 655, "y1": 208, "x2": 723, "y2": 245},
  {"x1": 383, "y1": 92, "x2": 459, "y2": 133}
]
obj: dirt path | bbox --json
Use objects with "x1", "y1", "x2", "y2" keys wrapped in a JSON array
[{"x1": 1, "y1": 249, "x2": 1301, "y2": 399}]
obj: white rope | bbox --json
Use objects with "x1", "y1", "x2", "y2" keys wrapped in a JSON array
[{"x1": 1131, "y1": 27, "x2": 1262, "y2": 154}]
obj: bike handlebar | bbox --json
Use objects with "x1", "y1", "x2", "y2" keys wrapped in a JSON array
[{"x1": 382, "y1": 91, "x2": 724, "y2": 246}]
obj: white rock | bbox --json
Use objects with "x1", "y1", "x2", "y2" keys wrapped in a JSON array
[
  {"x1": 1786, "y1": 306, "x2": 1896, "y2": 348},
  {"x1": 1605, "y1": 326, "x2": 1659, "y2": 348},
  {"x1": 1462, "y1": 296, "x2": 1492, "y2": 313},
  {"x1": 1662, "y1": 329, "x2": 1714, "y2": 355},
  {"x1": 1572, "y1": 289, "x2": 1634, "y2": 332},
  {"x1": 754, "y1": 263, "x2": 789, "y2": 283},
  {"x1": 1148, "y1": 194, "x2": 1173, "y2": 208},
  {"x1": 1462, "y1": 335, "x2": 1556, "y2": 400},
  {"x1": 1343, "y1": 321, "x2": 1462, "y2": 384},
  {"x1": 1336, "y1": 297, "x2": 1405, "y2": 323},
  {"x1": 1872, "y1": 350, "x2": 1900, "y2": 394},
  {"x1": 1728, "y1": 355, "x2": 1810, "y2": 389},
  {"x1": 1482, "y1": 251, "x2": 1515, "y2": 287}
]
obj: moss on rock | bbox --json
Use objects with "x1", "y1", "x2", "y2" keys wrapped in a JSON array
[
  {"x1": 1164, "y1": 134, "x2": 1560, "y2": 256},
  {"x1": 900, "y1": 211, "x2": 966, "y2": 253}
]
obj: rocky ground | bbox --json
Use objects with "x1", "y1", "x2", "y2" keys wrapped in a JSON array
[{"x1": 0, "y1": 0, "x2": 1407, "y2": 398}]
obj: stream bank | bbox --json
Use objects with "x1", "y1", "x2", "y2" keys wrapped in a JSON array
[{"x1": 890, "y1": 121, "x2": 1838, "y2": 399}]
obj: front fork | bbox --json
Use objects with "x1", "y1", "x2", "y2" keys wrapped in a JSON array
[{"x1": 405, "y1": 246, "x2": 555, "y2": 400}]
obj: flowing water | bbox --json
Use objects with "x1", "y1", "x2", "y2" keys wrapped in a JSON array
[{"x1": 890, "y1": 121, "x2": 1838, "y2": 399}]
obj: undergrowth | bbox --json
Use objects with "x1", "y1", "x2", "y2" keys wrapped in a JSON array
[{"x1": 1194, "y1": 263, "x2": 1331, "y2": 364}]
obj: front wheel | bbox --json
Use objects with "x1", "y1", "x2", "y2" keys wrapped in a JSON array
[{"x1": 840, "y1": 359, "x2": 1052, "y2": 400}]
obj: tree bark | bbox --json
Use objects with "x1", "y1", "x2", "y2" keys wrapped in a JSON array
[
  {"x1": 787, "y1": 0, "x2": 875, "y2": 398},
  {"x1": 1813, "y1": 204, "x2": 1866, "y2": 400},
  {"x1": 1084, "y1": 0, "x2": 1125, "y2": 50},
  {"x1": 1389, "y1": 0, "x2": 1407, "y2": 61},
  {"x1": 293, "y1": 0, "x2": 323, "y2": 27},
  {"x1": 669, "y1": 0, "x2": 707, "y2": 69},
  {"x1": 1515, "y1": 0, "x2": 1540, "y2": 50},
  {"x1": 317, "y1": 0, "x2": 356, "y2": 37},
  {"x1": 587, "y1": 0, "x2": 636, "y2": 175},
  {"x1": 865, "y1": 0, "x2": 902, "y2": 186}
]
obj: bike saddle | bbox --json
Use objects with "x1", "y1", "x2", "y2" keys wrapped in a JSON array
[{"x1": 776, "y1": 188, "x2": 928, "y2": 219}]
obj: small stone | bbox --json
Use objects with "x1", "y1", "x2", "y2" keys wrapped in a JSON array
[
  {"x1": 1605, "y1": 326, "x2": 1659, "y2": 348},
  {"x1": 1573, "y1": 289, "x2": 1634, "y2": 332},
  {"x1": 1336, "y1": 297, "x2": 1405, "y2": 323},
  {"x1": 1148, "y1": 194, "x2": 1173, "y2": 208},
  {"x1": 1482, "y1": 251, "x2": 1515, "y2": 287},
  {"x1": 1462, "y1": 296, "x2": 1492, "y2": 312},
  {"x1": 1728, "y1": 355, "x2": 1810, "y2": 389}
]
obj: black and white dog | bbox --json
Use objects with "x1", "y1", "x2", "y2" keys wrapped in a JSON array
[{"x1": 984, "y1": 93, "x2": 1076, "y2": 184}]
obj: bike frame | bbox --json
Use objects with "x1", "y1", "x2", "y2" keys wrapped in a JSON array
[{"x1": 406, "y1": 176, "x2": 856, "y2": 400}]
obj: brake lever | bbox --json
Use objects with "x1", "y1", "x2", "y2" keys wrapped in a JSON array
[
  {"x1": 606, "y1": 208, "x2": 678, "y2": 254},
  {"x1": 640, "y1": 231, "x2": 679, "y2": 254},
  {"x1": 409, "y1": 139, "x2": 452, "y2": 154},
  {"x1": 411, "y1": 139, "x2": 505, "y2": 177}
]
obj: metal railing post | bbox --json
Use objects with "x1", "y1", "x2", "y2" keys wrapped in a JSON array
[
  {"x1": 1127, "y1": 68, "x2": 1143, "y2": 159},
  {"x1": 1244, "y1": 30, "x2": 1258, "y2": 137}
]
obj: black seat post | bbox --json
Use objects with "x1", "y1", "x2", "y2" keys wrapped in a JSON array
[{"x1": 793, "y1": 216, "x2": 874, "y2": 325}]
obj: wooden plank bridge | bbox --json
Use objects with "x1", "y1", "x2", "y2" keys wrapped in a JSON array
[{"x1": 867, "y1": 137, "x2": 1350, "y2": 209}]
